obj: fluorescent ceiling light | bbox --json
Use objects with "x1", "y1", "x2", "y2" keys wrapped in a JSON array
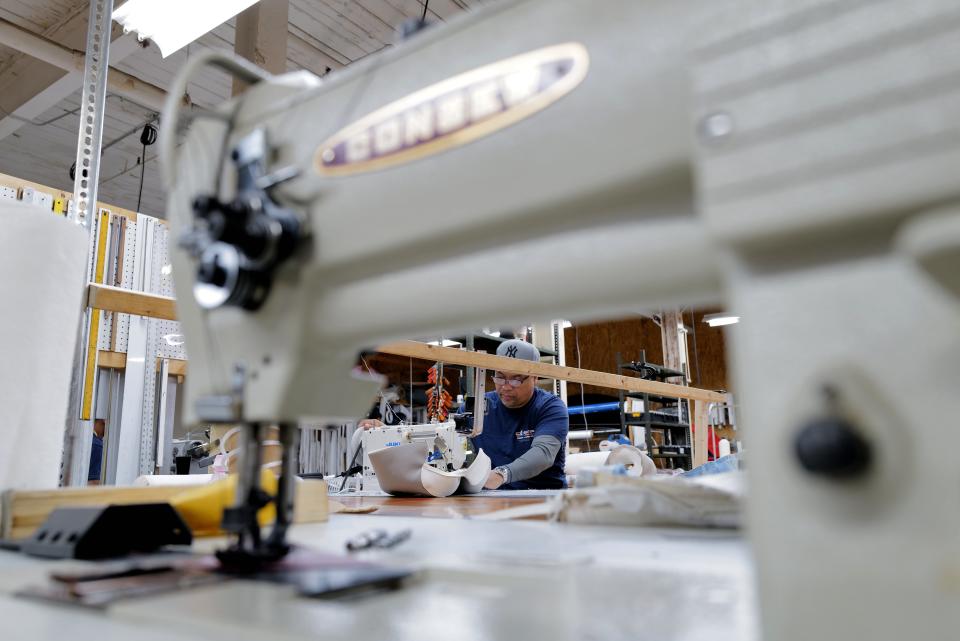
[
  {"x1": 427, "y1": 340, "x2": 462, "y2": 347},
  {"x1": 113, "y1": 0, "x2": 260, "y2": 58},
  {"x1": 561, "y1": 321, "x2": 572, "y2": 329},
  {"x1": 703, "y1": 313, "x2": 740, "y2": 327}
]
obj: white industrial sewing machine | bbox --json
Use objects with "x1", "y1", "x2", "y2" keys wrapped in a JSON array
[
  {"x1": 158, "y1": 0, "x2": 960, "y2": 638},
  {"x1": 356, "y1": 420, "x2": 467, "y2": 492}
]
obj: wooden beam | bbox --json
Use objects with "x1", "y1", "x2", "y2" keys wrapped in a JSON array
[
  {"x1": 692, "y1": 399, "x2": 710, "y2": 468},
  {"x1": 87, "y1": 283, "x2": 177, "y2": 320},
  {"x1": 168, "y1": 358, "x2": 187, "y2": 377},
  {"x1": 0, "y1": 17, "x2": 176, "y2": 114},
  {"x1": 660, "y1": 310, "x2": 686, "y2": 383},
  {"x1": 83, "y1": 292, "x2": 721, "y2": 403},
  {"x1": 1, "y1": 479, "x2": 328, "y2": 540},
  {"x1": 0, "y1": 34, "x2": 142, "y2": 143},
  {"x1": 97, "y1": 350, "x2": 126, "y2": 369},
  {"x1": 376, "y1": 341, "x2": 727, "y2": 403},
  {"x1": 97, "y1": 350, "x2": 187, "y2": 377},
  {"x1": 233, "y1": 0, "x2": 289, "y2": 96}
]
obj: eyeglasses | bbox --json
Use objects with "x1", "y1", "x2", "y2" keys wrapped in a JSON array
[{"x1": 492, "y1": 376, "x2": 529, "y2": 388}]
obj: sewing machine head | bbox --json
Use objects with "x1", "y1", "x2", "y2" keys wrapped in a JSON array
[{"x1": 162, "y1": 0, "x2": 960, "y2": 636}]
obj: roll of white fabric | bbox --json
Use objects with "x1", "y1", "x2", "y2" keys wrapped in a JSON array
[
  {"x1": 564, "y1": 451, "x2": 611, "y2": 476},
  {"x1": 606, "y1": 445, "x2": 658, "y2": 476},
  {"x1": 133, "y1": 474, "x2": 215, "y2": 486},
  {"x1": 0, "y1": 204, "x2": 88, "y2": 489},
  {"x1": 718, "y1": 438, "x2": 732, "y2": 458}
]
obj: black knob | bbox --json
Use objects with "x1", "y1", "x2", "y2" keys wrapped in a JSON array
[
  {"x1": 794, "y1": 416, "x2": 872, "y2": 478},
  {"x1": 197, "y1": 257, "x2": 229, "y2": 287}
]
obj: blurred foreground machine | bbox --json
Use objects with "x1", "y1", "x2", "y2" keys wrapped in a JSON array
[{"x1": 161, "y1": 0, "x2": 960, "y2": 637}]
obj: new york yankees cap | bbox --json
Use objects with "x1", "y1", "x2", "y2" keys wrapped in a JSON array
[{"x1": 495, "y1": 339, "x2": 540, "y2": 363}]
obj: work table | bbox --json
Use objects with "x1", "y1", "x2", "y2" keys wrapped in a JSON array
[{"x1": 2, "y1": 499, "x2": 758, "y2": 641}]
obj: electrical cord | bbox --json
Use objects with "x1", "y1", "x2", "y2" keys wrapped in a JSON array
[
  {"x1": 359, "y1": 354, "x2": 405, "y2": 425},
  {"x1": 136, "y1": 123, "x2": 158, "y2": 212},
  {"x1": 574, "y1": 325, "x2": 589, "y2": 440}
]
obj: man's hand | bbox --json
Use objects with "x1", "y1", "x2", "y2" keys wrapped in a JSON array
[
  {"x1": 358, "y1": 419, "x2": 384, "y2": 429},
  {"x1": 483, "y1": 470, "x2": 506, "y2": 490}
]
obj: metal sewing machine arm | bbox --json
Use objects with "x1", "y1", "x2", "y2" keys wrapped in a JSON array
[{"x1": 162, "y1": 1, "x2": 960, "y2": 637}]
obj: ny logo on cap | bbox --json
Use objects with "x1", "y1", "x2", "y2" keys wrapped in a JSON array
[{"x1": 506, "y1": 345, "x2": 519, "y2": 357}]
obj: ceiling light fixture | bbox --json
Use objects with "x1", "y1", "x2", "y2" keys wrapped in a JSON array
[
  {"x1": 113, "y1": 0, "x2": 260, "y2": 58},
  {"x1": 703, "y1": 313, "x2": 740, "y2": 327},
  {"x1": 427, "y1": 339, "x2": 462, "y2": 348}
]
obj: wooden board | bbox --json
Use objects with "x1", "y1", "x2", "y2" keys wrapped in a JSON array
[
  {"x1": 97, "y1": 350, "x2": 187, "y2": 377},
  {"x1": 332, "y1": 495, "x2": 546, "y2": 519},
  {"x1": 692, "y1": 399, "x2": 710, "y2": 468},
  {"x1": 87, "y1": 283, "x2": 178, "y2": 321},
  {"x1": 377, "y1": 341, "x2": 726, "y2": 403},
  {"x1": 0, "y1": 479, "x2": 328, "y2": 540}
]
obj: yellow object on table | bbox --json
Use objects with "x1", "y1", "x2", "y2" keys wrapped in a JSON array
[{"x1": 170, "y1": 470, "x2": 279, "y2": 537}]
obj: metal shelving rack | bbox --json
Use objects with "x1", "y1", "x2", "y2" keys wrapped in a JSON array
[{"x1": 617, "y1": 351, "x2": 692, "y2": 470}]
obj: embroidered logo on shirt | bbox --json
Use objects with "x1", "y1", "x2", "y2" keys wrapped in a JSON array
[{"x1": 515, "y1": 429, "x2": 535, "y2": 441}]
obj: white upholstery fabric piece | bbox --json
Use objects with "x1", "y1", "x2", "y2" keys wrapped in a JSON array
[
  {"x1": 420, "y1": 465, "x2": 461, "y2": 498},
  {"x1": 367, "y1": 442, "x2": 431, "y2": 495},
  {"x1": 419, "y1": 448, "x2": 492, "y2": 497},
  {"x1": 369, "y1": 443, "x2": 492, "y2": 497},
  {"x1": 460, "y1": 448, "x2": 491, "y2": 493},
  {"x1": 0, "y1": 204, "x2": 88, "y2": 489}
]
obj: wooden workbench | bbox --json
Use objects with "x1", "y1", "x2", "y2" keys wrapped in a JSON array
[{"x1": 333, "y1": 494, "x2": 546, "y2": 519}]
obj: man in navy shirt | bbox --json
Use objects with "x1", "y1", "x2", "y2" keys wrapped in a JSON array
[
  {"x1": 88, "y1": 419, "x2": 105, "y2": 485},
  {"x1": 474, "y1": 339, "x2": 569, "y2": 490},
  {"x1": 358, "y1": 339, "x2": 570, "y2": 490}
]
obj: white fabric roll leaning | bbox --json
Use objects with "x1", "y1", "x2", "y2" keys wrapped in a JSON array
[
  {"x1": 0, "y1": 203, "x2": 88, "y2": 489},
  {"x1": 563, "y1": 451, "x2": 611, "y2": 476},
  {"x1": 134, "y1": 474, "x2": 216, "y2": 486}
]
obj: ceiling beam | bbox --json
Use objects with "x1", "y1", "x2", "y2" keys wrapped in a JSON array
[
  {"x1": 0, "y1": 33, "x2": 142, "y2": 143},
  {"x1": 0, "y1": 2, "x2": 106, "y2": 137},
  {"x1": 233, "y1": 0, "x2": 289, "y2": 96},
  {"x1": 0, "y1": 17, "x2": 183, "y2": 114}
]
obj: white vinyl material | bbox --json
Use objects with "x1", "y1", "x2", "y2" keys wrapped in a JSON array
[{"x1": 0, "y1": 204, "x2": 87, "y2": 489}]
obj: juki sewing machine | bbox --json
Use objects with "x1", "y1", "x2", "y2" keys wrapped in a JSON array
[
  {"x1": 355, "y1": 420, "x2": 470, "y2": 493},
  {"x1": 160, "y1": 0, "x2": 960, "y2": 638}
]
